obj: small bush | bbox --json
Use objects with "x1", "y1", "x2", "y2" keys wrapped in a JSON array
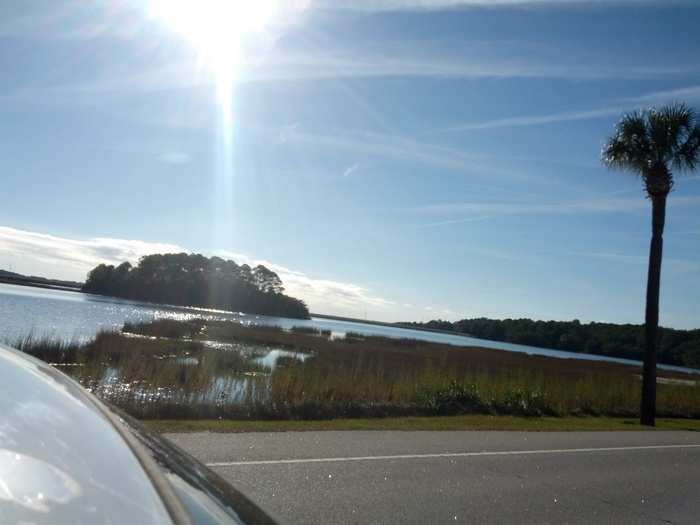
[
  {"x1": 495, "y1": 389, "x2": 557, "y2": 417},
  {"x1": 417, "y1": 382, "x2": 489, "y2": 415}
]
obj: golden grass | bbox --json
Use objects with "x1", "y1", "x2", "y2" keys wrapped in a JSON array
[{"x1": 17, "y1": 319, "x2": 700, "y2": 421}]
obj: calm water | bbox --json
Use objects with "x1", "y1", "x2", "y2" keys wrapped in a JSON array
[{"x1": 1, "y1": 282, "x2": 697, "y2": 375}]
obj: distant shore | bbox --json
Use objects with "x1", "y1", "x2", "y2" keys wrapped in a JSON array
[
  {"x1": 0, "y1": 275, "x2": 83, "y2": 293},
  {"x1": 0, "y1": 279, "x2": 473, "y2": 339},
  {"x1": 310, "y1": 312, "x2": 476, "y2": 338}
]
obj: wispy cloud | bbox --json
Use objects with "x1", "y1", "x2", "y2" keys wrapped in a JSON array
[
  {"x1": 430, "y1": 107, "x2": 620, "y2": 134},
  {"x1": 242, "y1": 49, "x2": 699, "y2": 83},
  {"x1": 284, "y1": 126, "x2": 481, "y2": 168},
  {"x1": 430, "y1": 84, "x2": 700, "y2": 134},
  {"x1": 0, "y1": 226, "x2": 185, "y2": 276},
  {"x1": 617, "y1": 84, "x2": 700, "y2": 105},
  {"x1": 278, "y1": 123, "x2": 301, "y2": 143},
  {"x1": 2, "y1": 0, "x2": 696, "y2": 113},
  {"x1": 1, "y1": 62, "x2": 207, "y2": 102},
  {"x1": 157, "y1": 152, "x2": 192, "y2": 164},
  {"x1": 1, "y1": 0, "x2": 685, "y2": 43},
  {"x1": 342, "y1": 163, "x2": 360, "y2": 177},
  {"x1": 213, "y1": 250, "x2": 395, "y2": 315},
  {"x1": 4, "y1": 51, "x2": 697, "y2": 111},
  {"x1": 554, "y1": 249, "x2": 700, "y2": 274},
  {"x1": 412, "y1": 196, "x2": 638, "y2": 216},
  {"x1": 0, "y1": 226, "x2": 395, "y2": 318},
  {"x1": 470, "y1": 246, "x2": 539, "y2": 263},
  {"x1": 412, "y1": 216, "x2": 492, "y2": 229},
  {"x1": 411, "y1": 194, "x2": 700, "y2": 220},
  {"x1": 279, "y1": 126, "x2": 547, "y2": 182},
  {"x1": 0, "y1": 1, "x2": 153, "y2": 40},
  {"x1": 314, "y1": 0, "x2": 694, "y2": 10}
]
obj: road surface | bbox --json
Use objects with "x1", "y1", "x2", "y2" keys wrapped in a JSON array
[{"x1": 167, "y1": 430, "x2": 700, "y2": 524}]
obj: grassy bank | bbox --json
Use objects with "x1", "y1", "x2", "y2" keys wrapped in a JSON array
[
  {"x1": 15, "y1": 318, "x2": 700, "y2": 421},
  {"x1": 143, "y1": 415, "x2": 700, "y2": 433}
]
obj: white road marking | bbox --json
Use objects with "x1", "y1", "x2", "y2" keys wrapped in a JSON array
[{"x1": 206, "y1": 443, "x2": 700, "y2": 467}]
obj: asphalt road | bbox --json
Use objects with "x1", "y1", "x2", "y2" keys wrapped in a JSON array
[{"x1": 167, "y1": 430, "x2": 700, "y2": 524}]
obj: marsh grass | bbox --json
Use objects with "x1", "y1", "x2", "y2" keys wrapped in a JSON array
[
  {"x1": 14, "y1": 319, "x2": 700, "y2": 420},
  {"x1": 13, "y1": 334, "x2": 80, "y2": 364},
  {"x1": 289, "y1": 326, "x2": 331, "y2": 337}
]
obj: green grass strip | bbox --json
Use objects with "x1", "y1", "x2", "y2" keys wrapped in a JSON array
[{"x1": 143, "y1": 415, "x2": 700, "y2": 434}]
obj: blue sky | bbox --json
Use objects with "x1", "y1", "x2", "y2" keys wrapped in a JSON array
[{"x1": 1, "y1": 0, "x2": 700, "y2": 327}]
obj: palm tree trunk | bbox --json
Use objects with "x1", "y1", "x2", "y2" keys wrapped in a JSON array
[{"x1": 640, "y1": 193, "x2": 666, "y2": 426}]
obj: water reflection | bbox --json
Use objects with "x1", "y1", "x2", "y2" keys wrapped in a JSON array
[
  {"x1": 253, "y1": 349, "x2": 311, "y2": 370},
  {"x1": 82, "y1": 341, "x2": 311, "y2": 409},
  {"x1": 0, "y1": 449, "x2": 82, "y2": 513},
  {"x1": 2, "y1": 282, "x2": 698, "y2": 375}
]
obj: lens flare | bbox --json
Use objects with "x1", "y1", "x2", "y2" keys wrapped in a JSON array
[
  {"x1": 148, "y1": 0, "x2": 290, "y2": 267},
  {"x1": 149, "y1": 0, "x2": 278, "y2": 101}
]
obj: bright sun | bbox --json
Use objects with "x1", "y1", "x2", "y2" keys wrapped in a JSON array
[{"x1": 149, "y1": 0, "x2": 279, "y2": 99}]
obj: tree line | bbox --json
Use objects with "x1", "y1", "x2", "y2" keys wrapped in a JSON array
[
  {"x1": 82, "y1": 253, "x2": 309, "y2": 319},
  {"x1": 404, "y1": 318, "x2": 700, "y2": 369}
]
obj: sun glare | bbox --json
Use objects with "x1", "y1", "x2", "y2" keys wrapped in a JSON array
[
  {"x1": 148, "y1": 0, "x2": 293, "y2": 252},
  {"x1": 149, "y1": 0, "x2": 278, "y2": 100}
]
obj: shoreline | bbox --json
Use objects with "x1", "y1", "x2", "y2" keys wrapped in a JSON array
[
  {"x1": 310, "y1": 312, "x2": 477, "y2": 338},
  {"x1": 0, "y1": 275, "x2": 83, "y2": 293},
  {"x1": 2, "y1": 279, "x2": 698, "y2": 374}
]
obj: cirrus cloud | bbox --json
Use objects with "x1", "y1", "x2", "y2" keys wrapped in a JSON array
[
  {"x1": 0, "y1": 226, "x2": 184, "y2": 275},
  {"x1": 0, "y1": 226, "x2": 396, "y2": 319},
  {"x1": 214, "y1": 250, "x2": 395, "y2": 316}
]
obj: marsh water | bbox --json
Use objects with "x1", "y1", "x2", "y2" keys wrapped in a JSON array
[{"x1": 0, "y1": 282, "x2": 697, "y2": 375}]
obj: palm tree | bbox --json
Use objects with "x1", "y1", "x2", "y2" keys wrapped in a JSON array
[{"x1": 602, "y1": 102, "x2": 700, "y2": 426}]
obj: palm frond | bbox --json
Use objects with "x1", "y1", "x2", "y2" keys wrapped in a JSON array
[
  {"x1": 603, "y1": 102, "x2": 700, "y2": 178},
  {"x1": 602, "y1": 111, "x2": 651, "y2": 174},
  {"x1": 672, "y1": 113, "x2": 700, "y2": 172},
  {"x1": 649, "y1": 102, "x2": 696, "y2": 164}
]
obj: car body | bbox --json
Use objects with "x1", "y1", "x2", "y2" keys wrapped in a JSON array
[{"x1": 0, "y1": 342, "x2": 280, "y2": 525}]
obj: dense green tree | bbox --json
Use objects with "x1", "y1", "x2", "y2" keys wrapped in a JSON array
[
  {"x1": 252, "y1": 265, "x2": 284, "y2": 294},
  {"x1": 602, "y1": 103, "x2": 700, "y2": 426},
  {"x1": 404, "y1": 317, "x2": 700, "y2": 371},
  {"x1": 83, "y1": 253, "x2": 309, "y2": 319}
]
